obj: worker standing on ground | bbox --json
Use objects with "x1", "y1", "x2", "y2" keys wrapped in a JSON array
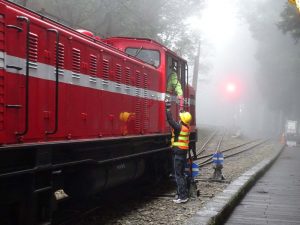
[
  {"x1": 167, "y1": 61, "x2": 184, "y2": 111},
  {"x1": 165, "y1": 97, "x2": 192, "y2": 203}
]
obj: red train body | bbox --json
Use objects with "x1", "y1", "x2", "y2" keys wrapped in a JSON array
[{"x1": 0, "y1": 1, "x2": 197, "y2": 224}]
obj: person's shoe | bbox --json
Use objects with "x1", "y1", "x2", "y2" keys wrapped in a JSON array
[
  {"x1": 173, "y1": 198, "x2": 189, "y2": 204},
  {"x1": 173, "y1": 194, "x2": 179, "y2": 200}
]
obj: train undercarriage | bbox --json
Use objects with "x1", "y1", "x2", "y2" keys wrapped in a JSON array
[{"x1": 0, "y1": 132, "x2": 196, "y2": 225}]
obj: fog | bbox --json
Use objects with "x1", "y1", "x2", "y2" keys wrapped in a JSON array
[{"x1": 193, "y1": 0, "x2": 293, "y2": 139}]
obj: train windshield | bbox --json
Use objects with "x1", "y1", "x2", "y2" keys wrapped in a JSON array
[{"x1": 125, "y1": 47, "x2": 160, "y2": 68}]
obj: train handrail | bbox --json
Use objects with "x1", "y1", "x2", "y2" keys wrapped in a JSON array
[
  {"x1": 15, "y1": 16, "x2": 30, "y2": 136},
  {"x1": 185, "y1": 63, "x2": 189, "y2": 111},
  {"x1": 46, "y1": 28, "x2": 60, "y2": 135}
]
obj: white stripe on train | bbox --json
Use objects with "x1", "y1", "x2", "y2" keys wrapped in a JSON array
[{"x1": 3, "y1": 52, "x2": 195, "y2": 106}]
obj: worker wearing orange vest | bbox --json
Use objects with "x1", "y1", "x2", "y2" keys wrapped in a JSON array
[{"x1": 166, "y1": 99, "x2": 192, "y2": 204}]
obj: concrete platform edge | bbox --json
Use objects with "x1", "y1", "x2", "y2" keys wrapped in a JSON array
[{"x1": 185, "y1": 142, "x2": 285, "y2": 225}]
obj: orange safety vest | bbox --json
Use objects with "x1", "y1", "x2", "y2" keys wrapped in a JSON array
[{"x1": 171, "y1": 125, "x2": 190, "y2": 150}]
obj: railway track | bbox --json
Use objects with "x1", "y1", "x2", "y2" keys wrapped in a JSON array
[
  {"x1": 192, "y1": 129, "x2": 269, "y2": 183},
  {"x1": 196, "y1": 140, "x2": 267, "y2": 167},
  {"x1": 195, "y1": 129, "x2": 268, "y2": 167},
  {"x1": 54, "y1": 129, "x2": 272, "y2": 225},
  {"x1": 196, "y1": 129, "x2": 218, "y2": 156}
]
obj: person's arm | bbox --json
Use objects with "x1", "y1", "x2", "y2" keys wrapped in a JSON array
[{"x1": 166, "y1": 109, "x2": 181, "y2": 132}]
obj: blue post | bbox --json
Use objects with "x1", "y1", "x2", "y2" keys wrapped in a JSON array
[{"x1": 212, "y1": 152, "x2": 225, "y2": 180}]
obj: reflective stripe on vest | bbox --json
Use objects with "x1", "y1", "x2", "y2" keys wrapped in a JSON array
[{"x1": 172, "y1": 125, "x2": 190, "y2": 150}]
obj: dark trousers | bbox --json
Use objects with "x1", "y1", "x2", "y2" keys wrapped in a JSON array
[{"x1": 173, "y1": 152, "x2": 188, "y2": 199}]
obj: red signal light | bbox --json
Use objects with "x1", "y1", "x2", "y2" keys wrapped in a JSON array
[
  {"x1": 226, "y1": 82, "x2": 236, "y2": 93},
  {"x1": 218, "y1": 79, "x2": 243, "y2": 102}
]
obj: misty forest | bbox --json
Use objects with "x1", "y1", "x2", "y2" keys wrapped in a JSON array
[{"x1": 11, "y1": 0, "x2": 300, "y2": 138}]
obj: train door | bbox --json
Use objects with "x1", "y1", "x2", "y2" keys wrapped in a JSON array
[
  {"x1": 44, "y1": 28, "x2": 61, "y2": 137},
  {"x1": 4, "y1": 13, "x2": 31, "y2": 142},
  {"x1": 166, "y1": 55, "x2": 187, "y2": 118}
]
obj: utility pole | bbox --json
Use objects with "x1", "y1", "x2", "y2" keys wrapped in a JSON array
[{"x1": 192, "y1": 40, "x2": 201, "y2": 91}]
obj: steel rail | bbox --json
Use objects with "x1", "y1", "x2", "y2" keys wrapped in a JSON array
[
  {"x1": 199, "y1": 140, "x2": 268, "y2": 167},
  {"x1": 195, "y1": 130, "x2": 225, "y2": 165},
  {"x1": 195, "y1": 140, "x2": 256, "y2": 161},
  {"x1": 196, "y1": 130, "x2": 218, "y2": 157}
]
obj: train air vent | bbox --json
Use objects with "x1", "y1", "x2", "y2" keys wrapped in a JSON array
[
  {"x1": 135, "y1": 71, "x2": 141, "y2": 132},
  {"x1": 135, "y1": 98, "x2": 141, "y2": 132},
  {"x1": 115, "y1": 64, "x2": 122, "y2": 88},
  {"x1": 56, "y1": 43, "x2": 64, "y2": 75},
  {"x1": 125, "y1": 67, "x2": 131, "y2": 90},
  {"x1": 143, "y1": 73, "x2": 149, "y2": 130},
  {"x1": 89, "y1": 54, "x2": 97, "y2": 83},
  {"x1": 135, "y1": 71, "x2": 141, "y2": 96},
  {"x1": 102, "y1": 59, "x2": 109, "y2": 85},
  {"x1": 90, "y1": 54, "x2": 97, "y2": 76},
  {"x1": 72, "y1": 48, "x2": 81, "y2": 79},
  {"x1": 29, "y1": 32, "x2": 38, "y2": 69}
]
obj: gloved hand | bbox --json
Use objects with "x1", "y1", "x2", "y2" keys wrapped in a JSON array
[
  {"x1": 165, "y1": 94, "x2": 171, "y2": 109},
  {"x1": 165, "y1": 100, "x2": 171, "y2": 109},
  {"x1": 177, "y1": 95, "x2": 184, "y2": 111}
]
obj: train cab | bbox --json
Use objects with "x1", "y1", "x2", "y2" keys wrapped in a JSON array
[{"x1": 104, "y1": 37, "x2": 194, "y2": 122}]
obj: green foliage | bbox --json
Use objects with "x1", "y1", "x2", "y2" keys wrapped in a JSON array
[
  {"x1": 11, "y1": 0, "x2": 202, "y2": 55},
  {"x1": 278, "y1": 3, "x2": 300, "y2": 41}
]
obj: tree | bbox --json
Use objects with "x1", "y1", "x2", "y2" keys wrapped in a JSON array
[
  {"x1": 11, "y1": 0, "x2": 202, "y2": 48},
  {"x1": 278, "y1": 3, "x2": 300, "y2": 41},
  {"x1": 11, "y1": 0, "x2": 208, "y2": 85},
  {"x1": 238, "y1": 0, "x2": 300, "y2": 119}
]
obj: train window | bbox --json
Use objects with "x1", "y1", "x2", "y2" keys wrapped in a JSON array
[
  {"x1": 125, "y1": 48, "x2": 160, "y2": 68},
  {"x1": 167, "y1": 57, "x2": 180, "y2": 80},
  {"x1": 166, "y1": 55, "x2": 187, "y2": 98}
]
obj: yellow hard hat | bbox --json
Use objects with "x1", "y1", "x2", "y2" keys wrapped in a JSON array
[{"x1": 179, "y1": 111, "x2": 192, "y2": 125}]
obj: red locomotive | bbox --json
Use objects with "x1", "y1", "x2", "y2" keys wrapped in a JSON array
[{"x1": 0, "y1": 1, "x2": 196, "y2": 224}]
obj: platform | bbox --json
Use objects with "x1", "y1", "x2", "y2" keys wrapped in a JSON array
[
  {"x1": 224, "y1": 145, "x2": 300, "y2": 225},
  {"x1": 186, "y1": 143, "x2": 291, "y2": 225}
]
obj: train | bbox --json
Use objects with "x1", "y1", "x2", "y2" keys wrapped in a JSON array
[{"x1": 0, "y1": 1, "x2": 197, "y2": 224}]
